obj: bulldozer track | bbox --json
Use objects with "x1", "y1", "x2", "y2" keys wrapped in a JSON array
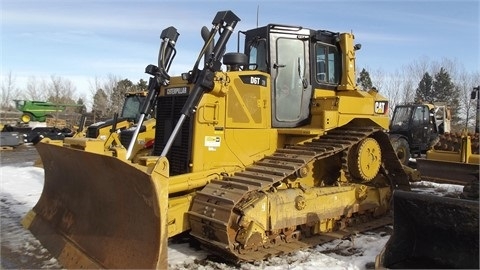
[{"x1": 189, "y1": 125, "x2": 409, "y2": 263}]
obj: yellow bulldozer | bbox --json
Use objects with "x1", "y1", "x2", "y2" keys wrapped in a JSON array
[
  {"x1": 24, "y1": 10, "x2": 414, "y2": 269},
  {"x1": 74, "y1": 90, "x2": 150, "y2": 139},
  {"x1": 71, "y1": 89, "x2": 157, "y2": 163},
  {"x1": 32, "y1": 90, "x2": 157, "y2": 167}
]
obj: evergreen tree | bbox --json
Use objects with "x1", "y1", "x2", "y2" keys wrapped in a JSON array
[
  {"x1": 92, "y1": 88, "x2": 108, "y2": 120},
  {"x1": 433, "y1": 67, "x2": 456, "y2": 101},
  {"x1": 357, "y1": 68, "x2": 373, "y2": 90},
  {"x1": 433, "y1": 67, "x2": 460, "y2": 123},
  {"x1": 136, "y1": 79, "x2": 148, "y2": 91},
  {"x1": 414, "y1": 72, "x2": 433, "y2": 103},
  {"x1": 76, "y1": 98, "x2": 87, "y2": 114}
]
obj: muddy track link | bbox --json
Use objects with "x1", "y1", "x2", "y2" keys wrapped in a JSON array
[{"x1": 188, "y1": 125, "x2": 409, "y2": 262}]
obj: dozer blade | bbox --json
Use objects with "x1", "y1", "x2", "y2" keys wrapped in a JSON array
[
  {"x1": 377, "y1": 190, "x2": 479, "y2": 269},
  {"x1": 416, "y1": 158, "x2": 479, "y2": 185},
  {"x1": 22, "y1": 141, "x2": 170, "y2": 269}
]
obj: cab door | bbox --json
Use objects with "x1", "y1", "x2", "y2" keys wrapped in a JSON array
[
  {"x1": 270, "y1": 33, "x2": 312, "y2": 128},
  {"x1": 411, "y1": 105, "x2": 431, "y2": 151}
]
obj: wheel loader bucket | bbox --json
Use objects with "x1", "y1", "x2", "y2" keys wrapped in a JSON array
[
  {"x1": 376, "y1": 190, "x2": 479, "y2": 269},
  {"x1": 22, "y1": 141, "x2": 170, "y2": 269}
]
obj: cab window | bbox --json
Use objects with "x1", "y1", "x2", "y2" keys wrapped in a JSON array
[
  {"x1": 413, "y1": 106, "x2": 428, "y2": 125},
  {"x1": 247, "y1": 39, "x2": 267, "y2": 72},
  {"x1": 315, "y1": 43, "x2": 339, "y2": 84}
]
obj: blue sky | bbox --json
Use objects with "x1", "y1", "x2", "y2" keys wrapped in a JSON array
[{"x1": 2, "y1": 0, "x2": 479, "y2": 104}]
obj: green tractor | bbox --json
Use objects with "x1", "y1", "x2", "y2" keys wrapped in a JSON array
[{"x1": 14, "y1": 99, "x2": 77, "y2": 123}]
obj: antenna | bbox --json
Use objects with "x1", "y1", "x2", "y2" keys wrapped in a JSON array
[{"x1": 256, "y1": 5, "x2": 259, "y2": 27}]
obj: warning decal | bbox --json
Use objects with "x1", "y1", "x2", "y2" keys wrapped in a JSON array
[{"x1": 205, "y1": 136, "x2": 221, "y2": 148}]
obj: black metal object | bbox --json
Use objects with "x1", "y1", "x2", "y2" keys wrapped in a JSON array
[
  {"x1": 389, "y1": 104, "x2": 439, "y2": 160},
  {"x1": 77, "y1": 115, "x2": 87, "y2": 133},
  {"x1": 381, "y1": 190, "x2": 479, "y2": 269},
  {"x1": 25, "y1": 127, "x2": 74, "y2": 144},
  {"x1": 85, "y1": 117, "x2": 127, "y2": 138},
  {"x1": 472, "y1": 86, "x2": 479, "y2": 133},
  {"x1": 110, "y1": 113, "x2": 119, "y2": 133},
  {"x1": 120, "y1": 125, "x2": 146, "y2": 148},
  {"x1": 125, "y1": 26, "x2": 180, "y2": 159}
]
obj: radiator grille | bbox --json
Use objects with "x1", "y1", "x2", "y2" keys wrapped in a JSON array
[
  {"x1": 153, "y1": 96, "x2": 192, "y2": 176},
  {"x1": 120, "y1": 126, "x2": 146, "y2": 147}
]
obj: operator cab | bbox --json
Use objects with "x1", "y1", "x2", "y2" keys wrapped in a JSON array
[
  {"x1": 121, "y1": 94, "x2": 147, "y2": 121},
  {"x1": 390, "y1": 104, "x2": 439, "y2": 155},
  {"x1": 242, "y1": 24, "x2": 342, "y2": 128}
]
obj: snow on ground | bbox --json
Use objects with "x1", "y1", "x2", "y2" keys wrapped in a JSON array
[
  {"x1": 1, "y1": 163, "x2": 62, "y2": 269},
  {"x1": 0, "y1": 158, "x2": 464, "y2": 269},
  {"x1": 411, "y1": 180, "x2": 464, "y2": 196}
]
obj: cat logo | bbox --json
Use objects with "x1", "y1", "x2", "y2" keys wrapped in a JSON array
[{"x1": 374, "y1": 101, "x2": 388, "y2": 114}]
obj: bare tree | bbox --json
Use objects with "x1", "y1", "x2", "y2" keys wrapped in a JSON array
[
  {"x1": 455, "y1": 70, "x2": 480, "y2": 132},
  {"x1": 384, "y1": 70, "x2": 405, "y2": 117},
  {"x1": 396, "y1": 67, "x2": 416, "y2": 105},
  {"x1": 103, "y1": 74, "x2": 121, "y2": 102},
  {"x1": 24, "y1": 76, "x2": 47, "y2": 101},
  {"x1": 365, "y1": 67, "x2": 407, "y2": 118},
  {"x1": 401, "y1": 57, "x2": 433, "y2": 104},
  {"x1": 45, "y1": 75, "x2": 77, "y2": 104},
  {"x1": 431, "y1": 58, "x2": 460, "y2": 79},
  {"x1": 369, "y1": 68, "x2": 385, "y2": 90},
  {"x1": 1, "y1": 71, "x2": 19, "y2": 110}
]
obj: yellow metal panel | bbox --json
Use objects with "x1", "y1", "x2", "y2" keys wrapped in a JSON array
[
  {"x1": 64, "y1": 137, "x2": 105, "y2": 152},
  {"x1": 310, "y1": 96, "x2": 339, "y2": 130},
  {"x1": 311, "y1": 96, "x2": 338, "y2": 112},
  {"x1": 267, "y1": 186, "x2": 390, "y2": 232},
  {"x1": 190, "y1": 128, "x2": 277, "y2": 172},
  {"x1": 276, "y1": 128, "x2": 323, "y2": 135},
  {"x1": 312, "y1": 89, "x2": 336, "y2": 98},
  {"x1": 337, "y1": 115, "x2": 390, "y2": 130},
  {"x1": 321, "y1": 111, "x2": 339, "y2": 129},
  {"x1": 225, "y1": 129, "x2": 277, "y2": 161},
  {"x1": 268, "y1": 187, "x2": 357, "y2": 231},
  {"x1": 224, "y1": 73, "x2": 270, "y2": 129},
  {"x1": 427, "y1": 150, "x2": 462, "y2": 162},
  {"x1": 197, "y1": 102, "x2": 220, "y2": 125},
  {"x1": 338, "y1": 96, "x2": 375, "y2": 115},
  {"x1": 167, "y1": 193, "x2": 194, "y2": 237},
  {"x1": 337, "y1": 33, "x2": 357, "y2": 91},
  {"x1": 189, "y1": 72, "x2": 275, "y2": 172},
  {"x1": 167, "y1": 167, "x2": 238, "y2": 194},
  {"x1": 468, "y1": 154, "x2": 479, "y2": 164}
]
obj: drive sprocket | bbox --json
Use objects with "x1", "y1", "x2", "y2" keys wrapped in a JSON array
[{"x1": 347, "y1": 137, "x2": 382, "y2": 182}]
